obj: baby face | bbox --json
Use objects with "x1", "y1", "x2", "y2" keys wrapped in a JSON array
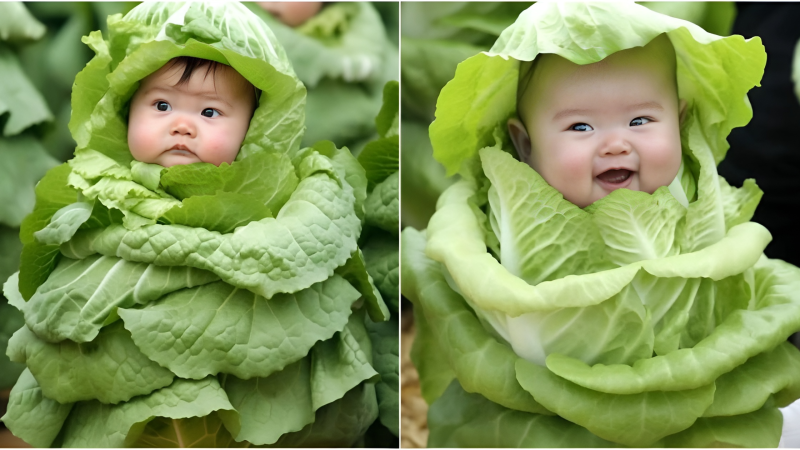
[
  {"x1": 509, "y1": 35, "x2": 683, "y2": 208},
  {"x1": 127, "y1": 60, "x2": 255, "y2": 167}
]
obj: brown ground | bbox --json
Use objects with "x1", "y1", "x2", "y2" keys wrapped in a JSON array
[{"x1": 400, "y1": 308, "x2": 428, "y2": 448}]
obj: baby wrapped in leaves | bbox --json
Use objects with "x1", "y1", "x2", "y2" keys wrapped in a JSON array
[
  {"x1": 402, "y1": 2, "x2": 800, "y2": 447},
  {"x1": 1, "y1": 2, "x2": 393, "y2": 447}
]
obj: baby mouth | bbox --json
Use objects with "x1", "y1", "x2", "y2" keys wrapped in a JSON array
[
  {"x1": 596, "y1": 169, "x2": 633, "y2": 185},
  {"x1": 167, "y1": 144, "x2": 195, "y2": 156}
]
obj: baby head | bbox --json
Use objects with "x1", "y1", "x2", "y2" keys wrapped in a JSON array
[
  {"x1": 127, "y1": 57, "x2": 258, "y2": 168},
  {"x1": 508, "y1": 34, "x2": 686, "y2": 208}
]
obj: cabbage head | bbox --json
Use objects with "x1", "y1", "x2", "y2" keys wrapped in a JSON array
[
  {"x1": 1, "y1": 2, "x2": 392, "y2": 447},
  {"x1": 402, "y1": 2, "x2": 800, "y2": 447}
]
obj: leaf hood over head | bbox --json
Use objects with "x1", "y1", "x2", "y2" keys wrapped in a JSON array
[
  {"x1": 430, "y1": 1, "x2": 765, "y2": 177},
  {"x1": 69, "y1": 1, "x2": 306, "y2": 166}
]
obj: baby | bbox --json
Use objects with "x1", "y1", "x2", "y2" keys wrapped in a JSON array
[
  {"x1": 507, "y1": 34, "x2": 687, "y2": 207},
  {"x1": 127, "y1": 57, "x2": 258, "y2": 168}
]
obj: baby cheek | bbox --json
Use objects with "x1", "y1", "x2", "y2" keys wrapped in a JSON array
[
  {"x1": 555, "y1": 152, "x2": 593, "y2": 184},
  {"x1": 127, "y1": 119, "x2": 160, "y2": 163},
  {"x1": 644, "y1": 137, "x2": 682, "y2": 191},
  {"x1": 203, "y1": 129, "x2": 241, "y2": 165}
]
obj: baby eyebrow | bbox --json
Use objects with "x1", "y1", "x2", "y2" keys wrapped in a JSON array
[
  {"x1": 552, "y1": 108, "x2": 595, "y2": 121},
  {"x1": 626, "y1": 101, "x2": 664, "y2": 112},
  {"x1": 147, "y1": 87, "x2": 232, "y2": 108}
]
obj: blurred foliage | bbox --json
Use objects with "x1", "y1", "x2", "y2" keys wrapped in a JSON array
[
  {"x1": 247, "y1": 2, "x2": 398, "y2": 154},
  {"x1": 19, "y1": 2, "x2": 137, "y2": 161},
  {"x1": 640, "y1": 2, "x2": 736, "y2": 36},
  {"x1": 0, "y1": 1, "x2": 136, "y2": 391},
  {"x1": 0, "y1": 1, "x2": 53, "y2": 390}
]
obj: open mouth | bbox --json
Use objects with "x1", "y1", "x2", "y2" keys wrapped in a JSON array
[{"x1": 596, "y1": 169, "x2": 634, "y2": 188}]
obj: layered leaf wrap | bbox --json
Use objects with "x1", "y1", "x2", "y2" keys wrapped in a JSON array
[
  {"x1": 401, "y1": 2, "x2": 800, "y2": 447},
  {"x1": 1, "y1": 2, "x2": 392, "y2": 447}
]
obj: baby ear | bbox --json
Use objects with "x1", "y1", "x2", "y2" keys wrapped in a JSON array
[
  {"x1": 678, "y1": 98, "x2": 688, "y2": 125},
  {"x1": 507, "y1": 118, "x2": 532, "y2": 163}
]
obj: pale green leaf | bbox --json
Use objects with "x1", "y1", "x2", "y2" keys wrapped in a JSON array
[
  {"x1": 118, "y1": 276, "x2": 359, "y2": 379},
  {"x1": 401, "y1": 228, "x2": 550, "y2": 414},
  {"x1": 516, "y1": 358, "x2": 715, "y2": 447},
  {"x1": 1, "y1": 369, "x2": 72, "y2": 448},
  {"x1": 267, "y1": 383, "x2": 379, "y2": 448},
  {"x1": 33, "y1": 201, "x2": 93, "y2": 245},
  {"x1": 310, "y1": 310, "x2": 379, "y2": 410},
  {"x1": 223, "y1": 358, "x2": 314, "y2": 446},
  {"x1": 61, "y1": 377, "x2": 239, "y2": 448},
  {"x1": 427, "y1": 380, "x2": 615, "y2": 448},
  {"x1": 6, "y1": 322, "x2": 174, "y2": 404},
  {"x1": 22, "y1": 255, "x2": 219, "y2": 343},
  {"x1": 66, "y1": 166, "x2": 361, "y2": 299}
]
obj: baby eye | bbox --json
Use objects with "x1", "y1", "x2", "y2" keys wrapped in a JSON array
[
  {"x1": 201, "y1": 108, "x2": 220, "y2": 118},
  {"x1": 569, "y1": 123, "x2": 593, "y2": 132},
  {"x1": 630, "y1": 117, "x2": 651, "y2": 126},
  {"x1": 155, "y1": 101, "x2": 171, "y2": 112}
]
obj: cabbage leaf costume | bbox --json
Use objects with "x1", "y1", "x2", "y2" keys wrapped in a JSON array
[
  {"x1": 401, "y1": 2, "x2": 800, "y2": 447},
  {"x1": 1, "y1": 2, "x2": 392, "y2": 447}
]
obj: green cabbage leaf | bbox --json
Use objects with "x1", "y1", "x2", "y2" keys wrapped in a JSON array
[
  {"x1": 1, "y1": 2, "x2": 393, "y2": 447},
  {"x1": 402, "y1": 2, "x2": 800, "y2": 447}
]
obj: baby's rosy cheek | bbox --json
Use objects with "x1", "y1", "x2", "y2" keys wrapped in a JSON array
[
  {"x1": 127, "y1": 121, "x2": 158, "y2": 161},
  {"x1": 204, "y1": 133, "x2": 238, "y2": 164},
  {"x1": 651, "y1": 141, "x2": 682, "y2": 176},
  {"x1": 557, "y1": 153, "x2": 591, "y2": 181}
]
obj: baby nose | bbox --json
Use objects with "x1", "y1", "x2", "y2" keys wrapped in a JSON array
[
  {"x1": 170, "y1": 116, "x2": 196, "y2": 137},
  {"x1": 600, "y1": 134, "x2": 632, "y2": 155}
]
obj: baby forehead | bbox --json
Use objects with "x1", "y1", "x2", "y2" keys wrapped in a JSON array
[{"x1": 521, "y1": 34, "x2": 677, "y2": 90}]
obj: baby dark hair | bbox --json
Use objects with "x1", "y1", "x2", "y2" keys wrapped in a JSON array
[{"x1": 167, "y1": 56, "x2": 261, "y2": 110}]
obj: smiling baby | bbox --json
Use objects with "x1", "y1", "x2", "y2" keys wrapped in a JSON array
[{"x1": 508, "y1": 34, "x2": 686, "y2": 207}]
